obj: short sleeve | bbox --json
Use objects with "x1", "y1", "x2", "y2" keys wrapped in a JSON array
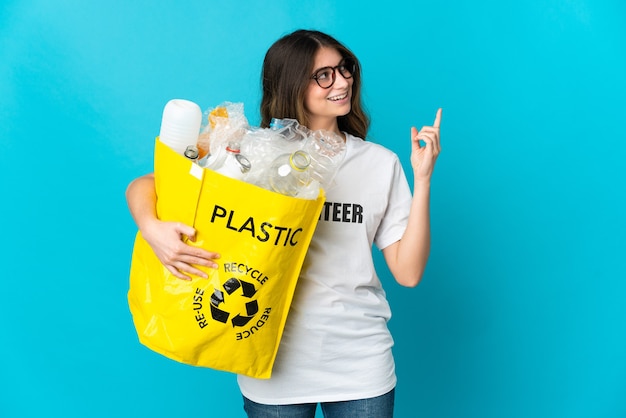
[{"x1": 373, "y1": 156, "x2": 412, "y2": 250}]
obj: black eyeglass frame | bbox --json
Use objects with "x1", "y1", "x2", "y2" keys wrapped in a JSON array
[{"x1": 310, "y1": 59, "x2": 356, "y2": 89}]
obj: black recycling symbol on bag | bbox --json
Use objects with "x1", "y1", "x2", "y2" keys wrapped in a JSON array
[{"x1": 210, "y1": 278, "x2": 259, "y2": 327}]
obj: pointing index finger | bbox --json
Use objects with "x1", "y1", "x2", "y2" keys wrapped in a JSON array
[{"x1": 433, "y1": 108, "x2": 442, "y2": 129}]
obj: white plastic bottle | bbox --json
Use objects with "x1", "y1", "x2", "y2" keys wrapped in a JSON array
[
  {"x1": 158, "y1": 99, "x2": 202, "y2": 155},
  {"x1": 211, "y1": 142, "x2": 251, "y2": 181}
]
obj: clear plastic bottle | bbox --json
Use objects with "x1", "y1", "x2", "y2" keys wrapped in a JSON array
[
  {"x1": 270, "y1": 117, "x2": 310, "y2": 142},
  {"x1": 211, "y1": 142, "x2": 251, "y2": 180},
  {"x1": 268, "y1": 150, "x2": 312, "y2": 197},
  {"x1": 303, "y1": 129, "x2": 346, "y2": 189}
]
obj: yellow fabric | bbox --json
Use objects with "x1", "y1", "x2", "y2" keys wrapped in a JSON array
[{"x1": 128, "y1": 138, "x2": 325, "y2": 378}]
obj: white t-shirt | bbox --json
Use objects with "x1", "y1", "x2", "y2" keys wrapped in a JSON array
[{"x1": 238, "y1": 133, "x2": 413, "y2": 404}]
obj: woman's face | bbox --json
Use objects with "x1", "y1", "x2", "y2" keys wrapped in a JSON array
[{"x1": 304, "y1": 46, "x2": 353, "y2": 133}]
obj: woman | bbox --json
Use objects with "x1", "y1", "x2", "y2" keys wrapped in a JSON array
[{"x1": 126, "y1": 29, "x2": 441, "y2": 418}]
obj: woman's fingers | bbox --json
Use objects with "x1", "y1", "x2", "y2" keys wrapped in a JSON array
[
  {"x1": 170, "y1": 260, "x2": 210, "y2": 280},
  {"x1": 417, "y1": 130, "x2": 440, "y2": 155},
  {"x1": 174, "y1": 222, "x2": 198, "y2": 241},
  {"x1": 410, "y1": 108, "x2": 442, "y2": 177},
  {"x1": 143, "y1": 220, "x2": 221, "y2": 280},
  {"x1": 176, "y1": 251, "x2": 220, "y2": 270},
  {"x1": 433, "y1": 108, "x2": 442, "y2": 128},
  {"x1": 166, "y1": 264, "x2": 193, "y2": 281}
]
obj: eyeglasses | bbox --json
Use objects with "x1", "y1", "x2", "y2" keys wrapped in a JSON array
[{"x1": 311, "y1": 58, "x2": 356, "y2": 89}]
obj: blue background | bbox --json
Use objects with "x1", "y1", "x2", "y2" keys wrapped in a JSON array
[{"x1": 1, "y1": 1, "x2": 625, "y2": 417}]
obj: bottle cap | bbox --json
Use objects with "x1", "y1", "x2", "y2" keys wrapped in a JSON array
[
  {"x1": 184, "y1": 145, "x2": 199, "y2": 160},
  {"x1": 235, "y1": 154, "x2": 252, "y2": 173},
  {"x1": 270, "y1": 118, "x2": 284, "y2": 130},
  {"x1": 290, "y1": 151, "x2": 311, "y2": 171},
  {"x1": 226, "y1": 142, "x2": 241, "y2": 153}
]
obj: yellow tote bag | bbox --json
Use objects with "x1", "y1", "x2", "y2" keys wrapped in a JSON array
[{"x1": 128, "y1": 138, "x2": 325, "y2": 378}]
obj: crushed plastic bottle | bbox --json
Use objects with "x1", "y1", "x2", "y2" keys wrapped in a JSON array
[
  {"x1": 269, "y1": 118, "x2": 310, "y2": 142},
  {"x1": 303, "y1": 130, "x2": 346, "y2": 189}
]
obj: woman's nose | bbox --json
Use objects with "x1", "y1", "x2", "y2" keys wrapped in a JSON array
[{"x1": 334, "y1": 69, "x2": 350, "y2": 88}]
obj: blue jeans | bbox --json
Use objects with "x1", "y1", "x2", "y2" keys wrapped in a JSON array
[{"x1": 242, "y1": 388, "x2": 395, "y2": 418}]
